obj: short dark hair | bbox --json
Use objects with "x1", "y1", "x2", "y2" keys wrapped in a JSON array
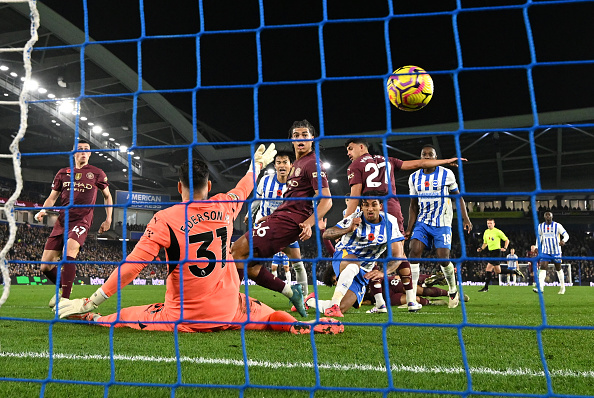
[
  {"x1": 322, "y1": 264, "x2": 336, "y2": 287},
  {"x1": 274, "y1": 150, "x2": 294, "y2": 163},
  {"x1": 74, "y1": 139, "x2": 90, "y2": 150},
  {"x1": 288, "y1": 119, "x2": 316, "y2": 138},
  {"x1": 362, "y1": 189, "x2": 388, "y2": 199},
  {"x1": 178, "y1": 159, "x2": 209, "y2": 190},
  {"x1": 344, "y1": 138, "x2": 369, "y2": 149}
]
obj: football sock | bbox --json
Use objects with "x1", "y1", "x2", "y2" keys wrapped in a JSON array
[
  {"x1": 293, "y1": 261, "x2": 308, "y2": 296},
  {"x1": 42, "y1": 267, "x2": 57, "y2": 285},
  {"x1": 371, "y1": 282, "x2": 386, "y2": 308},
  {"x1": 268, "y1": 311, "x2": 299, "y2": 332},
  {"x1": 441, "y1": 262, "x2": 457, "y2": 294},
  {"x1": 284, "y1": 267, "x2": 292, "y2": 284},
  {"x1": 538, "y1": 269, "x2": 546, "y2": 291},
  {"x1": 271, "y1": 269, "x2": 278, "y2": 278},
  {"x1": 331, "y1": 263, "x2": 358, "y2": 305},
  {"x1": 484, "y1": 271, "x2": 493, "y2": 287},
  {"x1": 556, "y1": 269, "x2": 565, "y2": 288},
  {"x1": 60, "y1": 257, "x2": 77, "y2": 299},
  {"x1": 422, "y1": 287, "x2": 448, "y2": 297},
  {"x1": 410, "y1": 263, "x2": 420, "y2": 289},
  {"x1": 418, "y1": 297, "x2": 430, "y2": 306},
  {"x1": 254, "y1": 266, "x2": 287, "y2": 294},
  {"x1": 307, "y1": 298, "x2": 332, "y2": 313},
  {"x1": 405, "y1": 287, "x2": 416, "y2": 304}
]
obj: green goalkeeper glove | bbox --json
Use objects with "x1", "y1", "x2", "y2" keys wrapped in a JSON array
[
  {"x1": 248, "y1": 143, "x2": 276, "y2": 174},
  {"x1": 56, "y1": 288, "x2": 108, "y2": 319}
]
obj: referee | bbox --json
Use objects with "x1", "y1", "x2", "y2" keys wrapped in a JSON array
[{"x1": 476, "y1": 218, "x2": 509, "y2": 292}]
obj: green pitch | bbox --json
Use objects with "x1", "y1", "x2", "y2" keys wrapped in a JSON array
[{"x1": 1, "y1": 284, "x2": 593, "y2": 398}]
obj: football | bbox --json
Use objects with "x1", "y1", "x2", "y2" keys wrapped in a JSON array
[{"x1": 387, "y1": 65, "x2": 434, "y2": 111}]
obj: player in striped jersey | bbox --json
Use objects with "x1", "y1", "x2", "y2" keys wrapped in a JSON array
[
  {"x1": 533, "y1": 212, "x2": 569, "y2": 294},
  {"x1": 307, "y1": 191, "x2": 416, "y2": 317},
  {"x1": 271, "y1": 252, "x2": 291, "y2": 284},
  {"x1": 405, "y1": 144, "x2": 472, "y2": 308},
  {"x1": 245, "y1": 151, "x2": 308, "y2": 294}
]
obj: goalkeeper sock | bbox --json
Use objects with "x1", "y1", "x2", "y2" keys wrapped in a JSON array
[
  {"x1": 410, "y1": 263, "x2": 420, "y2": 288},
  {"x1": 60, "y1": 257, "x2": 77, "y2": 299},
  {"x1": 538, "y1": 269, "x2": 546, "y2": 291},
  {"x1": 370, "y1": 282, "x2": 386, "y2": 308},
  {"x1": 293, "y1": 261, "x2": 308, "y2": 296},
  {"x1": 556, "y1": 269, "x2": 565, "y2": 288},
  {"x1": 43, "y1": 267, "x2": 57, "y2": 284}
]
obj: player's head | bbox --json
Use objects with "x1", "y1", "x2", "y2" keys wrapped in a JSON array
[
  {"x1": 273, "y1": 150, "x2": 293, "y2": 179},
  {"x1": 178, "y1": 158, "x2": 211, "y2": 199},
  {"x1": 73, "y1": 140, "x2": 91, "y2": 166},
  {"x1": 510, "y1": 248, "x2": 515, "y2": 254},
  {"x1": 544, "y1": 211, "x2": 553, "y2": 223},
  {"x1": 530, "y1": 245, "x2": 536, "y2": 251},
  {"x1": 289, "y1": 119, "x2": 315, "y2": 156},
  {"x1": 420, "y1": 144, "x2": 437, "y2": 159},
  {"x1": 361, "y1": 190, "x2": 385, "y2": 223},
  {"x1": 344, "y1": 138, "x2": 369, "y2": 161},
  {"x1": 486, "y1": 218, "x2": 495, "y2": 229},
  {"x1": 322, "y1": 264, "x2": 337, "y2": 286}
]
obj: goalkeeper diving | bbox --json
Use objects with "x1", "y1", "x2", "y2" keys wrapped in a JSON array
[{"x1": 56, "y1": 143, "x2": 343, "y2": 335}]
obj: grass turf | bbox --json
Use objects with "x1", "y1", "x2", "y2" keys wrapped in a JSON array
[{"x1": 0, "y1": 284, "x2": 593, "y2": 397}]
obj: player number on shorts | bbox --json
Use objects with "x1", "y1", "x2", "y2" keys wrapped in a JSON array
[
  {"x1": 72, "y1": 225, "x2": 87, "y2": 237},
  {"x1": 364, "y1": 162, "x2": 392, "y2": 189},
  {"x1": 442, "y1": 233, "x2": 452, "y2": 245},
  {"x1": 188, "y1": 227, "x2": 227, "y2": 278}
]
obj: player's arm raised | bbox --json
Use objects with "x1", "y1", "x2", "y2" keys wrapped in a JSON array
[
  {"x1": 344, "y1": 183, "x2": 362, "y2": 218},
  {"x1": 400, "y1": 157, "x2": 467, "y2": 170},
  {"x1": 99, "y1": 186, "x2": 113, "y2": 233},
  {"x1": 34, "y1": 189, "x2": 60, "y2": 222}
]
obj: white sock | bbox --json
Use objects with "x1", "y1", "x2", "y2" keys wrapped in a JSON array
[
  {"x1": 373, "y1": 283, "x2": 386, "y2": 307},
  {"x1": 284, "y1": 267, "x2": 292, "y2": 285},
  {"x1": 272, "y1": 270, "x2": 278, "y2": 278},
  {"x1": 410, "y1": 263, "x2": 420, "y2": 289},
  {"x1": 556, "y1": 269, "x2": 565, "y2": 288},
  {"x1": 282, "y1": 283, "x2": 293, "y2": 298},
  {"x1": 308, "y1": 298, "x2": 332, "y2": 313},
  {"x1": 293, "y1": 261, "x2": 308, "y2": 296},
  {"x1": 441, "y1": 262, "x2": 457, "y2": 294},
  {"x1": 538, "y1": 269, "x2": 546, "y2": 291},
  {"x1": 404, "y1": 284, "x2": 416, "y2": 304},
  {"x1": 331, "y1": 263, "x2": 358, "y2": 305}
]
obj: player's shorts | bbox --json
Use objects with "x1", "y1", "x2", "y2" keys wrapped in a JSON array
[
  {"x1": 287, "y1": 241, "x2": 300, "y2": 249},
  {"x1": 95, "y1": 293, "x2": 276, "y2": 333},
  {"x1": 247, "y1": 212, "x2": 304, "y2": 259},
  {"x1": 411, "y1": 223, "x2": 452, "y2": 250},
  {"x1": 332, "y1": 250, "x2": 368, "y2": 307},
  {"x1": 44, "y1": 218, "x2": 90, "y2": 251},
  {"x1": 271, "y1": 252, "x2": 290, "y2": 267},
  {"x1": 540, "y1": 252, "x2": 562, "y2": 264}
]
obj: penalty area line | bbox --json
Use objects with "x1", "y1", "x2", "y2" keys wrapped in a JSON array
[{"x1": 1, "y1": 351, "x2": 593, "y2": 379}]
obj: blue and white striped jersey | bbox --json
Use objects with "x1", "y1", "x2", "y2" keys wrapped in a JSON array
[
  {"x1": 334, "y1": 212, "x2": 404, "y2": 272},
  {"x1": 250, "y1": 174, "x2": 286, "y2": 222},
  {"x1": 537, "y1": 221, "x2": 569, "y2": 255},
  {"x1": 408, "y1": 166, "x2": 459, "y2": 227},
  {"x1": 272, "y1": 252, "x2": 290, "y2": 266},
  {"x1": 506, "y1": 253, "x2": 518, "y2": 269}
]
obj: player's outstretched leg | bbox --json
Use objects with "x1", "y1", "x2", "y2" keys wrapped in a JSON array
[{"x1": 289, "y1": 284, "x2": 307, "y2": 317}]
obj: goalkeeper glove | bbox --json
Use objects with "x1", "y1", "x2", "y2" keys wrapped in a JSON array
[
  {"x1": 56, "y1": 287, "x2": 108, "y2": 319},
  {"x1": 248, "y1": 144, "x2": 276, "y2": 174},
  {"x1": 338, "y1": 210, "x2": 363, "y2": 229}
]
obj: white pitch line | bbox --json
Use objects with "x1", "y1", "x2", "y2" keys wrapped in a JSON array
[{"x1": 1, "y1": 351, "x2": 594, "y2": 379}]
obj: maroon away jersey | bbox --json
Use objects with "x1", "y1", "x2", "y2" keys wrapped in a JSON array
[
  {"x1": 275, "y1": 151, "x2": 329, "y2": 221},
  {"x1": 51, "y1": 164, "x2": 109, "y2": 226},
  {"x1": 347, "y1": 154, "x2": 405, "y2": 232}
]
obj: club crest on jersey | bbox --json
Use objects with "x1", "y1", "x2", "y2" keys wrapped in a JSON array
[
  {"x1": 86, "y1": 172, "x2": 94, "y2": 179},
  {"x1": 295, "y1": 168, "x2": 301, "y2": 177},
  {"x1": 75, "y1": 173, "x2": 82, "y2": 180},
  {"x1": 375, "y1": 235, "x2": 386, "y2": 243}
]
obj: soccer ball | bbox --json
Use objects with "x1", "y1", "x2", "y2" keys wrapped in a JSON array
[{"x1": 387, "y1": 65, "x2": 434, "y2": 111}]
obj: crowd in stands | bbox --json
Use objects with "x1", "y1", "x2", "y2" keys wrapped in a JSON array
[
  {"x1": 0, "y1": 176, "x2": 46, "y2": 204},
  {"x1": 2, "y1": 220, "x2": 594, "y2": 286},
  {"x1": 1, "y1": 223, "x2": 168, "y2": 281}
]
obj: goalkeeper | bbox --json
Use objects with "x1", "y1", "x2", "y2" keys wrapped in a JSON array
[{"x1": 56, "y1": 144, "x2": 343, "y2": 335}]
